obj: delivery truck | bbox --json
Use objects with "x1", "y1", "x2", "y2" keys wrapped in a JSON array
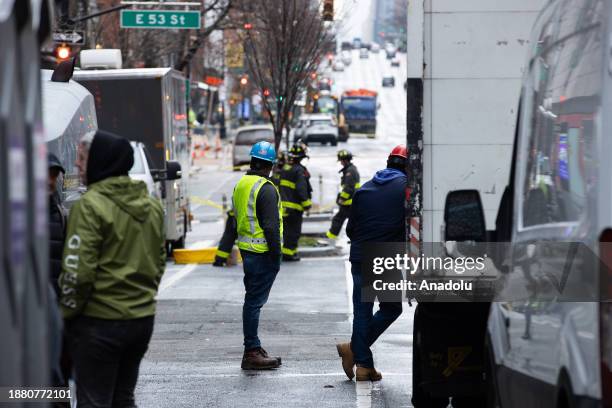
[
  {"x1": 73, "y1": 59, "x2": 191, "y2": 252},
  {"x1": 340, "y1": 89, "x2": 377, "y2": 137}
]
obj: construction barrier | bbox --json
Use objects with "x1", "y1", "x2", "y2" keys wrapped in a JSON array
[{"x1": 173, "y1": 247, "x2": 242, "y2": 265}]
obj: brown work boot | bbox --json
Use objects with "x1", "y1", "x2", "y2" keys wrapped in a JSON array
[
  {"x1": 260, "y1": 347, "x2": 282, "y2": 365},
  {"x1": 241, "y1": 348, "x2": 280, "y2": 370},
  {"x1": 355, "y1": 365, "x2": 382, "y2": 381},
  {"x1": 336, "y1": 342, "x2": 355, "y2": 380}
]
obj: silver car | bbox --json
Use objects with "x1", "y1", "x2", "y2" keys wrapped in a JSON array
[
  {"x1": 302, "y1": 114, "x2": 338, "y2": 146},
  {"x1": 232, "y1": 124, "x2": 275, "y2": 169}
]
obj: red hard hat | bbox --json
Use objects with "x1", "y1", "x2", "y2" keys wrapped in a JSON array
[{"x1": 389, "y1": 144, "x2": 408, "y2": 159}]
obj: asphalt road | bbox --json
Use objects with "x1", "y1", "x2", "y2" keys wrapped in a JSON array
[{"x1": 135, "y1": 50, "x2": 418, "y2": 407}]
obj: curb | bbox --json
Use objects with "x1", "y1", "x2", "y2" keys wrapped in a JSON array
[
  {"x1": 303, "y1": 213, "x2": 333, "y2": 222},
  {"x1": 298, "y1": 244, "x2": 340, "y2": 258}
]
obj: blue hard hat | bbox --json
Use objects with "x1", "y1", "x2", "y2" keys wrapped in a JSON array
[{"x1": 250, "y1": 141, "x2": 277, "y2": 163}]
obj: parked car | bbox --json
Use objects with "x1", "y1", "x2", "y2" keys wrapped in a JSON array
[
  {"x1": 359, "y1": 48, "x2": 369, "y2": 59},
  {"x1": 391, "y1": 57, "x2": 400, "y2": 67},
  {"x1": 232, "y1": 124, "x2": 274, "y2": 169},
  {"x1": 340, "y1": 41, "x2": 352, "y2": 51},
  {"x1": 438, "y1": 1, "x2": 612, "y2": 407},
  {"x1": 332, "y1": 60, "x2": 345, "y2": 72},
  {"x1": 129, "y1": 141, "x2": 159, "y2": 199},
  {"x1": 300, "y1": 113, "x2": 338, "y2": 146},
  {"x1": 341, "y1": 50, "x2": 352, "y2": 66},
  {"x1": 371, "y1": 43, "x2": 381, "y2": 53},
  {"x1": 382, "y1": 77, "x2": 395, "y2": 87}
]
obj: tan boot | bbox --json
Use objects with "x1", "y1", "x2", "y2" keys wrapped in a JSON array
[
  {"x1": 336, "y1": 342, "x2": 355, "y2": 380},
  {"x1": 355, "y1": 365, "x2": 382, "y2": 381}
]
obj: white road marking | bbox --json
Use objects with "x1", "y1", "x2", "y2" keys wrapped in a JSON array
[
  {"x1": 158, "y1": 239, "x2": 214, "y2": 293},
  {"x1": 356, "y1": 380, "x2": 373, "y2": 408},
  {"x1": 158, "y1": 264, "x2": 197, "y2": 293},
  {"x1": 188, "y1": 239, "x2": 214, "y2": 249}
]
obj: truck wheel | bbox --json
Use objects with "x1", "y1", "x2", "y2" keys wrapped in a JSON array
[
  {"x1": 173, "y1": 216, "x2": 187, "y2": 250},
  {"x1": 331, "y1": 139, "x2": 338, "y2": 146}
]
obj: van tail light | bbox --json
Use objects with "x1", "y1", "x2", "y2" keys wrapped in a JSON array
[{"x1": 598, "y1": 229, "x2": 612, "y2": 407}]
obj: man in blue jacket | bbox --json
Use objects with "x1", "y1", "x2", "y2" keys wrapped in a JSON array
[{"x1": 336, "y1": 145, "x2": 408, "y2": 381}]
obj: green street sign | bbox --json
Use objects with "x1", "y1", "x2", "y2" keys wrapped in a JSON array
[{"x1": 120, "y1": 10, "x2": 201, "y2": 30}]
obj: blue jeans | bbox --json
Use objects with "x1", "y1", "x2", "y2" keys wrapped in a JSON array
[
  {"x1": 241, "y1": 250, "x2": 280, "y2": 350},
  {"x1": 351, "y1": 262, "x2": 402, "y2": 368}
]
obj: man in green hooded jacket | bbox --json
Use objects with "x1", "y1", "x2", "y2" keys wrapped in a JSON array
[{"x1": 59, "y1": 130, "x2": 165, "y2": 408}]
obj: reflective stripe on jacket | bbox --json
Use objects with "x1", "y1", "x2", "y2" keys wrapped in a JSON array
[
  {"x1": 233, "y1": 174, "x2": 283, "y2": 253},
  {"x1": 338, "y1": 163, "x2": 361, "y2": 206},
  {"x1": 279, "y1": 163, "x2": 312, "y2": 213}
]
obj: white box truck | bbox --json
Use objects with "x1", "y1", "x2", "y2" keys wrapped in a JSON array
[
  {"x1": 406, "y1": 0, "x2": 545, "y2": 247},
  {"x1": 405, "y1": 1, "x2": 546, "y2": 405}
]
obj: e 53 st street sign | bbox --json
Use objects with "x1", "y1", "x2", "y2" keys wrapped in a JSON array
[{"x1": 120, "y1": 10, "x2": 201, "y2": 30}]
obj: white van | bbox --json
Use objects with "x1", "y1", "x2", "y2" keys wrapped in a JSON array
[{"x1": 441, "y1": 1, "x2": 612, "y2": 407}]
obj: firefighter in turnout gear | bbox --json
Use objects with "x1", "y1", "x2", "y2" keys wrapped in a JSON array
[
  {"x1": 326, "y1": 150, "x2": 360, "y2": 240},
  {"x1": 279, "y1": 143, "x2": 312, "y2": 261},
  {"x1": 272, "y1": 151, "x2": 287, "y2": 187},
  {"x1": 213, "y1": 209, "x2": 237, "y2": 267},
  {"x1": 232, "y1": 141, "x2": 284, "y2": 370}
]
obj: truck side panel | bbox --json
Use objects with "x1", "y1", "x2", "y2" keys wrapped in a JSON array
[
  {"x1": 79, "y1": 77, "x2": 165, "y2": 169},
  {"x1": 415, "y1": 0, "x2": 545, "y2": 242}
]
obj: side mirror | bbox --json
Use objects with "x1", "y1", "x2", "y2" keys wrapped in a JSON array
[
  {"x1": 150, "y1": 169, "x2": 163, "y2": 183},
  {"x1": 444, "y1": 189, "x2": 486, "y2": 242},
  {"x1": 166, "y1": 161, "x2": 182, "y2": 181}
]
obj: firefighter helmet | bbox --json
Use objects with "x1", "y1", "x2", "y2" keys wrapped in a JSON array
[
  {"x1": 337, "y1": 149, "x2": 352, "y2": 161},
  {"x1": 289, "y1": 144, "x2": 308, "y2": 159}
]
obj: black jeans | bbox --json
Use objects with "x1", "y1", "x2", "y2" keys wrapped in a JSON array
[
  {"x1": 282, "y1": 210, "x2": 303, "y2": 255},
  {"x1": 327, "y1": 205, "x2": 351, "y2": 238},
  {"x1": 67, "y1": 316, "x2": 154, "y2": 408}
]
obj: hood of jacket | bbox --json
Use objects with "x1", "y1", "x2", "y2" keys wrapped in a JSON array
[
  {"x1": 87, "y1": 130, "x2": 134, "y2": 185},
  {"x1": 89, "y1": 176, "x2": 151, "y2": 223},
  {"x1": 372, "y1": 168, "x2": 406, "y2": 185}
]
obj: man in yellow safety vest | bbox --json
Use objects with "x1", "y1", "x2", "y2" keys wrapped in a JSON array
[{"x1": 232, "y1": 141, "x2": 283, "y2": 370}]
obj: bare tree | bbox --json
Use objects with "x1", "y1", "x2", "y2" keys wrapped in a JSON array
[
  {"x1": 174, "y1": 0, "x2": 232, "y2": 72},
  {"x1": 239, "y1": 0, "x2": 331, "y2": 150}
]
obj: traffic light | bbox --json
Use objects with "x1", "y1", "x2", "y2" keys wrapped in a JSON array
[
  {"x1": 240, "y1": 76, "x2": 248, "y2": 86},
  {"x1": 243, "y1": 22, "x2": 253, "y2": 30},
  {"x1": 322, "y1": 0, "x2": 333, "y2": 21},
  {"x1": 263, "y1": 88, "x2": 271, "y2": 97},
  {"x1": 55, "y1": 44, "x2": 71, "y2": 61}
]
